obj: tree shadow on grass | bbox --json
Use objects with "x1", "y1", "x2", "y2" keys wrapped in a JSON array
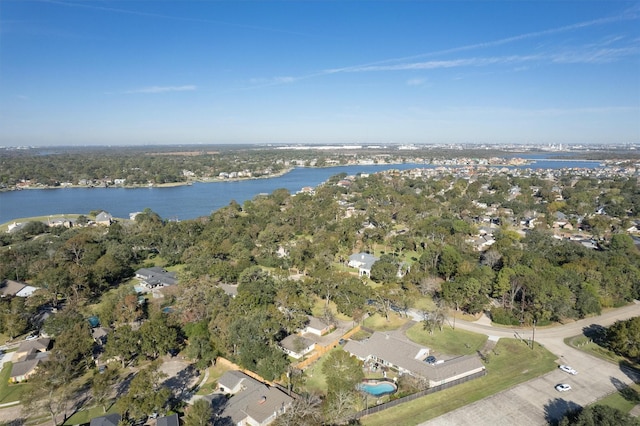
[
  {"x1": 611, "y1": 376, "x2": 640, "y2": 404},
  {"x1": 581, "y1": 324, "x2": 607, "y2": 345},
  {"x1": 544, "y1": 397, "x2": 581, "y2": 426},
  {"x1": 618, "y1": 359, "x2": 640, "y2": 385}
]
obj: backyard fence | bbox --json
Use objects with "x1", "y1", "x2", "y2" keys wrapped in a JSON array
[
  {"x1": 294, "y1": 324, "x2": 362, "y2": 370},
  {"x1": 353, "y1": 370, "x2": 487, "y2": 419}
]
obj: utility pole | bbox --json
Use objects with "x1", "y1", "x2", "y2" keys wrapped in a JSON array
[{"x1": 531, "y1": 319, "x2": 536, "y2": 350}]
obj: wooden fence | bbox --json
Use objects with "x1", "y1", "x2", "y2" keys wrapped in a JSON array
[
  {"x1": 215, "y1": 356, "x2": 274, "y2": 386},
  {"x1": 293, "y1": 324, "x2": 362, "y2": 370}
]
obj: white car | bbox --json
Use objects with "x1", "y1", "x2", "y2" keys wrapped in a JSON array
[
  {"x1": 559, "y1": 365, "x2": 577, "y2": 375},
  {"x1": 555, "y1": 383, "x2": 572, "y2": 392}
]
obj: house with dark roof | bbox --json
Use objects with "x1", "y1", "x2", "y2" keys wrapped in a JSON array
[
  {"x1": 348, "y1": 253, "x2": 379, "y2": 277},
  {"x1": 156, "y1": 413, "x2": 179, "y2": 426},
  {"x1": 89, "y1": 413, "x2": 121, "y2": 426},
  {"x1": 344, "y1": 332, "x2": 485, "y2": 387},
  {"x1": 209, "y1": 370, "x2": 293, "y2": 426},
  {"x1": 135, "y1": 267, "x2": 178, "y2": 288},
  {"x1": 95, "y1": 212, "x2": 113, "y2": 226}
]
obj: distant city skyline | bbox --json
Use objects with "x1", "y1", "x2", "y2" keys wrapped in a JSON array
[{"x1": 1, "y1": 1, "x2": 639, "y2": 146}]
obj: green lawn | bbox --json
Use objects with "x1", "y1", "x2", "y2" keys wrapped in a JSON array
[
  {"x1": 565, "y1": 335, "x2": 637, "y2": 367},
  {"x1": 594, "y1": 383, "x2": 640, "y2": 414},
  {"x1": 405, "y1": 323, "x2": 487, "y2": 355},
  {"x1": 64, "y1": 405, "x2": 119, "y2": 425},
  {"x1": 0, "y1": 362, "x2": 31, "y2": 404},
  {"x1": 362, "y1": 313, "x2": 408, "y2": 331},
  {"x1": 303, "y1": 347, "x2": 345, "y2": 394},
  {"x1": 195, "y1": 363, "x2": 233, "y2": 396},
  {"x1": 362, "y1": 339, "x2": 557, "y2": 426}
]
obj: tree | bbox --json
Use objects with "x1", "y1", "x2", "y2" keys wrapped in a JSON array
[
  {"x1": 322, "y1": 350, "x2": 364, "y2": 397},
  {"x1": 607, "y1": 317, "x2": 640, "y2": 361},
  {"x1": 91, "y1": 366, "x2": 119, "y2": 413},
  {"x1": 437, "y1": 245, "x2": 462, "y2": 281},
  {"x1": 139, "y1": 312, "x2": 179, "y2": 359},
  {"x1": 116, "y1": 361, "x2": 171, "y2": 422},
  {"x1": 273, "y1": 393, "x2": 323, "y2": 426},
  {"x1": 104, "y1": 325, "x2": 140, "y2": 368},
  {"x1": 184, "y1": 320, "x2": 218, "y2": 368},
  {"x1": 370, "y1": 254, "x2": 398, "y2": 283},
  {"x1": 183, "y1": 399, "x2": 213, "y2": 426},
  {"x1": 559, "y1": 405, "x2": 639, "y2": 426}
]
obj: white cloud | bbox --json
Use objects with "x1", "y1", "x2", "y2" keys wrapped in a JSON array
[
  {"x1": 406, "y1": 78, "x2": 426, "y2": 86},
  {"x1": 124, "y1": 85, "x2": 196, "y2": 94}
]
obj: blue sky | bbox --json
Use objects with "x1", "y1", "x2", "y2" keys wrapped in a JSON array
[{"x1": 1, "y1": 1, "x2": 639, "y2": 146}]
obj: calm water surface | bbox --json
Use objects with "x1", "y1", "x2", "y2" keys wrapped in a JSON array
[{"x1": 0, "y1": 160, "x2": 601, "y2": 223}]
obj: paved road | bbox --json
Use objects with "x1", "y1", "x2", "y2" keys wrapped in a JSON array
[{"x1": 418, "y1": 302, "x2": 640, "y2": 425}]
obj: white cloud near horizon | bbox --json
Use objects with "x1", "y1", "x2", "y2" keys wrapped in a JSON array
[{"x1": 123, "y1": 85, "x2": 197, "y2": 94}]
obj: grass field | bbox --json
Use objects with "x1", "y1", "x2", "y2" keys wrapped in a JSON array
[
  {"x1": 405, "y1": 323, "x2": 488, "y2": 355},
  {"x1": 594, "y1": 383, "x2": 640, "y2": 414},
  {"x1": 195, "y1": 362, "x2": 233, "y2": 396},
  {"x1": 63, "y1": 405, "x2": 119, "y2": 425},
  {"x1": 0, "y1": 362, "x2": 30, "y2": 404},
  {"x1": 362, "y1": 312, "x2": 408, "y2": 331},
  {"x1": 362, "y1": 339, "x2": 557, "y2": 426}
]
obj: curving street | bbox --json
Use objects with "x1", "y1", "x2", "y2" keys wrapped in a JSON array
[{"x1": 417, "y1": 302, "x2": 640, "y2": 425}]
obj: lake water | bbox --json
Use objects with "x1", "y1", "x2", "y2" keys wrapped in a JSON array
[{"x1": 0, "y1": 160, "x2": 601, "y2": 224}]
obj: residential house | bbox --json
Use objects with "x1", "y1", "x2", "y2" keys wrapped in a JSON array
[
  {"x1": 89, "y1": 414, "x2": 121, "y2": 426},
  {"x1": 348, "y1": 253, "x2": 379, "y2": 277},
  {"x1": 156, "y1": 413, "x2": 180, "y2": 426},
  {"x1": 1, "y1": 280, "x2": 28, "y2": 297},
  {"x1": 10, "y1": 338, "x2": 51, "y2": 383},
  {"x1": 279, "y1": 334, "x2": 315, "y2": 359},
  {"x1": 135, "y1": 267, "x2": 178, "y2": 288},
  {"x1": 95, "y1": 212, "x2": 113, "y2": 226},
  {"x1": 210, "y1": 370, "x2": 293, "y2": 426},
  {"x1": 303, "y1": 316, "x2": 331, "y2": 336},
  {"x1": 344, "y1": 332, "x2": 485, "y2": 387},
  {"x1": 6, "y1": 222, "x2": 28, "y2": 234},
  {"x1": 92, "y1": 327, "x2": 109, "y2": 346}
]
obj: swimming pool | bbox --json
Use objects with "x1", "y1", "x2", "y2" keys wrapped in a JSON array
[{"x1": 358, "y1": 380, "x2": 398, "y2": 397}]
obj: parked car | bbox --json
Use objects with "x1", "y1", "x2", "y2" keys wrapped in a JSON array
[
  {"x1": 559, "y1": 365, "x2": 577, "y2": 375},
  {"x1": 555, "y1": 383, "x2": 572, "y2": 392},
  {"x1": 425, "y1": 356, "x2": 437, "y2": 365}
]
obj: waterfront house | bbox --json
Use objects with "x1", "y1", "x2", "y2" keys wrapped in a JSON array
[{"x1": 95, "y1": 212, "x2": 113, "y2": 226}]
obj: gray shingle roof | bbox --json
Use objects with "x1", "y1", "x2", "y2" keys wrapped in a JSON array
[
  {"x1": 89, "y1": 413, "x2": 120, "y2": 426},
  {"x1": 214, "y1": 371, "x2": 293, "y2": 425}
]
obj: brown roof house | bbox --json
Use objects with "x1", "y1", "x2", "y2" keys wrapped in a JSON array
[
  {"x1": 10, "y1": 338, "x2": 51, "y2": 383},
  {"x1": 344, "y1": 332, "x2": 485, "y2": 388},
  {"x1": 207, "y1": 370, "x2": 293, "y2": 426},
  {"x1": 0, "y1": 279, "x2": 38, "y2": 298}
]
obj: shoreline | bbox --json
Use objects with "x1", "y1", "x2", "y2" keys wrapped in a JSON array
[{"x1": 0, "y1": 167, "x2": 296, "y2": 192}]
